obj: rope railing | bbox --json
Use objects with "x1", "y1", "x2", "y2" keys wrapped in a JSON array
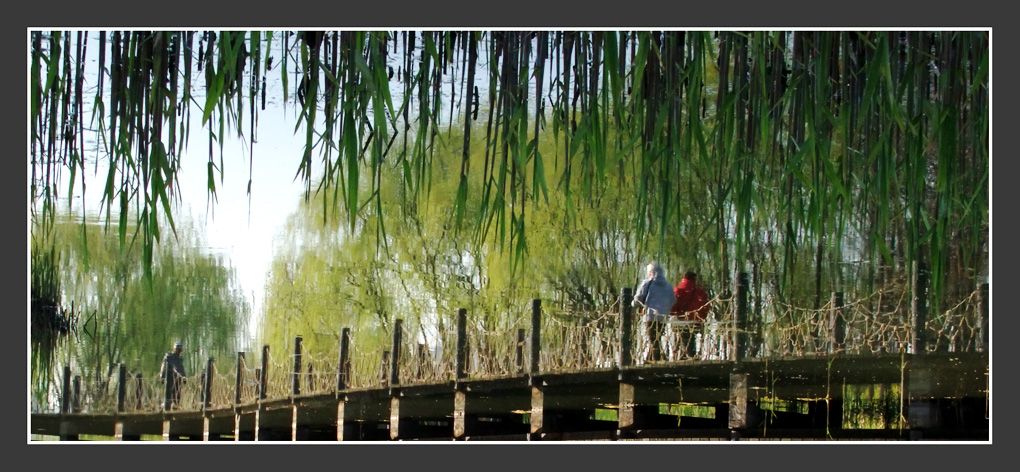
[
  {"x1": 51, "y1": 281, "x2": 987, "y2": 416},
  {"x1": 466, "y1": 321, "x2": 527, "y2": 378},
  {"x1": 347, "y1": 346, "x2": 385, "y2": 389},
  {"x1": 395, "y1": 326, "x2": 457, "y2": 385},
  {"x1": 299, "y1": 352, "x2": 340, "y2": 396},
  {"x1": 542, "y1": 309, "x2": 618, "y2": 372},
  {"x1": 236, "y1": 359, "x2": 259, "y2": 404}
]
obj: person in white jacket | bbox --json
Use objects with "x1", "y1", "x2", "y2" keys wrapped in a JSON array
[{"x1": 632, "y1": 263, "x2": 676, "y2": 362}]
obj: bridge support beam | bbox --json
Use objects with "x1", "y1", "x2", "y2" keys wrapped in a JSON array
[
  {"x1": 337, "y1": 399, "x2": 351, "y2": 440},
  {"x1": 389, "y1": 396, "x2": 402, "y2": 440},
  {"x1": 114, "y1": 421, "x2": 141, "y2": 441},
  {"x1": 254, "y1": 406, "x2": 264, "y2": 441},
  {"x1": 907, "y1": 357, "x2": 939, "y2": 440},
  {"x1": 234, "y1": 411, "x2": 256, "y2": 441},
  {"x1": 617, "y1": 381, "x2": 636, "y2": 439},
  {"x1": 453, "y1": 389, "x2": 471, "y2": 440},
  {"x1": 728, "y1": 372, "x2": 762, "y2": 440},
  {"x1": 58, "y1": 421, "x2": 79, "y2": 441},
  {"x1": 528, "y1": 384, "x2": 544, "y2": 440}
]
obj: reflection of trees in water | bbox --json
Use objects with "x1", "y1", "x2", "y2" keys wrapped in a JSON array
[{"x1": 30, "y1": 213, "x2": 248, "y2": 412}]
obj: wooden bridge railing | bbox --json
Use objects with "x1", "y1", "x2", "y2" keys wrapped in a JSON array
[{"x1": 48, "y1": 274, "x2": 989, "y2": 417}]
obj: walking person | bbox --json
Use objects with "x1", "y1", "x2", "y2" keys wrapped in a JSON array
[
  {"x1": 632, "y1": 263, "x2": 676, "y2": 362},
  {"x1": 670, "y1": 271, "x2": 711, "y2": 359},
  {"x1": 160, "y1": 342, "x2": 187, "y2": 409}
]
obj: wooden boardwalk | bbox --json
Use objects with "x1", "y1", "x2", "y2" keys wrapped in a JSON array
[
  {"x1": 31, "y1": 280, "x2": 991, "y2": 441},
  {"x1": 31, "y1": 351, "x2": 988, "y2": 441}
]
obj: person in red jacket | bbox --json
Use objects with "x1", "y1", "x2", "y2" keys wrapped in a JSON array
[{"x1": 670, "y1": 271, "x2": 710, "y2": 359}]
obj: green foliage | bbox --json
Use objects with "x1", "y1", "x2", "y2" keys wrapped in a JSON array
[
  {"x1": 30, "y1": 211, "x2": 248, "y2": 411},
  {"x1": 31, "y1": 30, "x2": 989, "y2": 362}
]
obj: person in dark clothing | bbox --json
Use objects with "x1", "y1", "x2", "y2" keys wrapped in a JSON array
[
  {"x1": 670, "y1": 272, "x2": 710, "y2": 359},
  {"x1": 160, "y1": 342, "x2": 186, "y2": 409}
]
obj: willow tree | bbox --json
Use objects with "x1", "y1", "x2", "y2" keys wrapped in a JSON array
[
  {"x1": 30, "y1": 30, "x2": 989, "y2": 345},
  {"x1": 30, "y1": 211, "x2": 248, "y2": 411}
]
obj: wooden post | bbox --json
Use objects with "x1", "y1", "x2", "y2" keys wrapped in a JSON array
[
  {"x1": 163, "y1": 356, "x2": 174, "y2": 412},
  {"x1": 735, "y1": 272, "x2": 750, "y2": 362},
  {"x1": 616, "y1": 285, "x2": 632, "y2": 371},
  {"x1": 234, "y1": 352, "x2": 244, "y2": 405},
  {"x1": 515, "y1": 328, "x2": 526, "y2": 374},
  {"x1": 72, "y1": 375, "x2": 81, "y2": 413},
  {"x1": 391, "y1": 319, "x2": 403, "y2": 386},
  {"x1": 529, "y1": 299, "x2": 544, "y2": 440},
  {"x1": 911, "y1": 261, "x2": 929, "y2": 355},
  {"x1": 830, "y1": 292, "x2": 845, "y2": 353},
  {"x1": 381, "y1": 351, "x2": 391, "y2": 387},
  {"x1": 61, "y1": 365, "x2": 71, "y2": 414},
  {"x1": 416, "y1": 343, "x2": 426, "y2": 380},
  {"x1": 453, "y1": 309, "x2": 469, "y2": 439},
  {"x1": 619, "y1": 288, "x2": 633, "y2": 369},
  {"x1": 134, "y1": 373, "x2": 143, "y2": 411},
  {"x1": 117, "y1": 364, "x2": 127, "y2": 413},
  {"x1": 978, "y1": 283, "x2": 989, "y2": 353},
  {"x1": 293, "y1": 335, "x2": 303, "y2": 396},
  {"x1": 456, "y1": 308, "x2": 468, "y2": 380},
  {"x1": 337, "y1": 328, "x2": 350, "y2": 391},
  {"x1": 530, "y1": 299, "x2": 542, "y2": 375},
  {"x1": 203, "y1": 356, "x2": 214, "y2": 409},
  {"x1": 259, "y1": 345, "x2": 269, "y2": 400}
]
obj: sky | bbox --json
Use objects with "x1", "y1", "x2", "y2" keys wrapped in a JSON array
[
  {"x1": 175, "y1": 101, "x2": 308, "y2": 342},
  {"x1": 47, "y1": 31, "x2": 312, "y2": 344}
]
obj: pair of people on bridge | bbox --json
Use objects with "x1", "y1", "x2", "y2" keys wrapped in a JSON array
[{"x1": 631, "y1": 263, "x2": 710, "y2": 362}]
